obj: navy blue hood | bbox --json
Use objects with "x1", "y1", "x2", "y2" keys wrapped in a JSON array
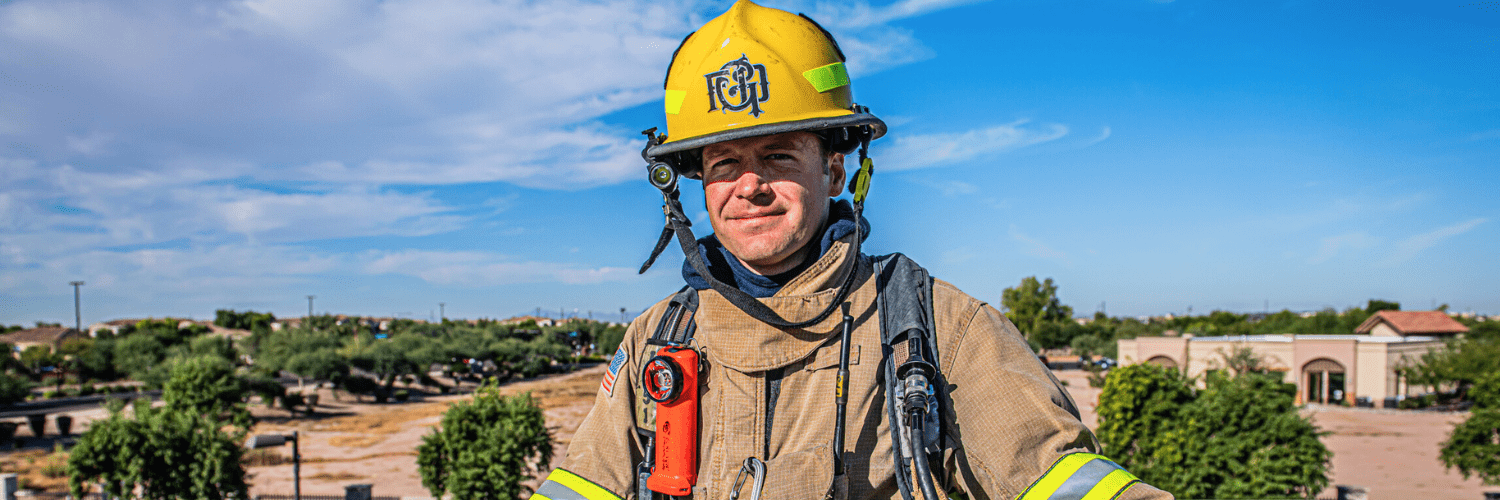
[{"x1": 683, "y1": 199, "x2": 869, "y2": 298}]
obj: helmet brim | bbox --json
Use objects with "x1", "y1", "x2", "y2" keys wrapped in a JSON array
[{"x1": 647, "y1": 112, "x2": 886, "y2": 179}]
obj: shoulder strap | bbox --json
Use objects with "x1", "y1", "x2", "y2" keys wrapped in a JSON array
[
  {"x1": 873, "y1": 253, "x2": 940, "y2": 372},
  {"x1": 649, "y1": 286, "x2": 699, "y2": 345},
  {"x1": 873, "y1": 253, "x2": 947, "y2": 497}
]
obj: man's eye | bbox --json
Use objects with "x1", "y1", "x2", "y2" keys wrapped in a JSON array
[{"x1": 765, "y1": 153, "x2": 793, "y2": 161}]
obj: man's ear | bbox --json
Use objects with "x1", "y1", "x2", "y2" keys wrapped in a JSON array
[{"x1": 825, "y1": 152, "x2": 846, "y2": 197}]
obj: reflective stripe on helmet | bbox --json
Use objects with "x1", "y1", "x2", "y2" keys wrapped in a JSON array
[
  {"x1": 1015, "y1": 453, "x2": 1140, "y2": 500},
  {"x1": 531, "y1": 469, "x2": 622, "y2": 500}
]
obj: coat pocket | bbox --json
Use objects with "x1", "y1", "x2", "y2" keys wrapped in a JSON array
[{"x1": 758, "y1": 441, "x2": 847, "y2": 500}]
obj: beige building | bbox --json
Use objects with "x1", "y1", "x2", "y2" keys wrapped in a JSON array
[
  {"x1": 1116, "y1": 311, "x2": 1468, "y2": 405},
  {"x1": 0, "y1": 327, "x2": 87, "y2": 355}
]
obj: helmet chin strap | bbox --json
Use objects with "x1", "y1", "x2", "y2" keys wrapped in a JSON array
[{"x1": 638, "y1": 128, "x2": 874, "y2": 330}]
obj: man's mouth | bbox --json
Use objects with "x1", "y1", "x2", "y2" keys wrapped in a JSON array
[{"x1": 728, "y1": 210, "x2": 784, "y2": 221}]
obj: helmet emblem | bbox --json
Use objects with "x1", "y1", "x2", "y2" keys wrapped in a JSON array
[{"x1": 703, "y1": 54, "x2": 769, "y2": 118}]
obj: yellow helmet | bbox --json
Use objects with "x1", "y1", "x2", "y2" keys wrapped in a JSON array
[{"x1": 646, "y1": 0, "x2": 886, "y2": 178}]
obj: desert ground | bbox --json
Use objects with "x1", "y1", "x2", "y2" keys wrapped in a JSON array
[{"x1": 2, "y1": 367, "x2": 1495, "y2": 500}]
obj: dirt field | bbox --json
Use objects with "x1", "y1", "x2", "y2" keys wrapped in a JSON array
[{"x1": 3, "y1": 367, "x2": 1496, "y2": 499}]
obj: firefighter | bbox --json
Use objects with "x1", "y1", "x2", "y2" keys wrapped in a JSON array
[{"x1": 532, "y1": 2, "x2": 1173, "y2": 500}]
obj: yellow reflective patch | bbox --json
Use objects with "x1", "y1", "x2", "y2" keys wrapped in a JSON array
[
  {"x1": 802, "y1": 62, "x2": 850, "y2": 93},
  {"x1": 547, "y1": 468, "x2": 623, "y2": 500},
  {"x1": 531, "y1": 494, "x2": 553, "y2": 500},
  {"x1": 1080, "y1": 469, "x2": 1138, "y2": 500},
  {"x1": 664, "y1": 90, "x2": 687, "y2": 115},
  {"x1": 1016, "y1": 453, "x2": 1094, "y2": 500}
]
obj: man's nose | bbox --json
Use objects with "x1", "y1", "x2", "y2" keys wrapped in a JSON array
[{"x1": 733, "y1": 168, "x2": 773, "y2": 200}]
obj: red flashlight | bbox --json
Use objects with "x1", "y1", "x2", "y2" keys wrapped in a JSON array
[{"x1": 643, "y1": 345, "x2": 699, "y2": 495}]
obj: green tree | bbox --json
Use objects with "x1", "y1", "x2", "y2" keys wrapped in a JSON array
[
  {"x1": 1096, "y1": 364, "x2": 1195, "y2": 475},
  {"x1": 250, "y1": 328, "x2": 341, "y2": 375},
  {"x1": 1002, "y1": 274, "x2": 1074, "y2": 348},
  {"x1": 172, "y1": 335, "x2": 238, "y2": 364},
  {"x1": 214, "y1": 309, "x2": 275, "y2": 332},
  {"x1": 68, "y1": 399, "x2": 249, "y2": 499},
  {"x1": 1440, "y1": 371, "x2": 1500, "y2": 485},
  {"x1": 353, "y1": 334, "x2": 442, "y2": 390},
  {"x1": 1171, "y1": 372, "x2": 1331, "y2": 499},
  {"x1": 19, "y1": 345, "x2": 59, "y2": 376},
  {"x1": 285, "y1": 348, "x2": 349, "y2": 384},
  {"x1": 1441, "y1": 409, "x2": 1500, "y2": 485},
  {"x1": 595, "y1": 323, "x2": 628, "y2": 356},
  {"x1": 114, "y1": 334, "x2": 167, "y2": 381},
  {"x1": 0, "y1": 372, "x2": 34, "y2": 405},
  {"x1": 417, "y1": 383, "x2": 553, "y2": 500},
  {"x1": 1001, "y1": 277, "x2": 1074, "y2": 345},
  {"x1": 1097, "y1": 361, "x2": 1331, "y2": 498},
  {"x1": 1365, "y1": 299, "x2": 1400, "y2": 314},
  {"x1": 162, "y1": 356, "x2": 252, "y2": 427},
  {"x1": 1406, "y1": 338, "x2": 1500, "y2": 396}
]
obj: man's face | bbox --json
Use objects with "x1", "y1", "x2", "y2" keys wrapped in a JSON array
[{"x1": 700, "y1": 131, "x2": 845, "y2": 276}]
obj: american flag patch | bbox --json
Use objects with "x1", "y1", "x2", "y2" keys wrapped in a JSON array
[{"x1": 601, "y1": 346, "x2": 628, "y2": 397}]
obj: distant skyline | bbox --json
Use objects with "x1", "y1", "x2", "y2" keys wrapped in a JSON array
[{"x1": 2, "y1": 0, "x2": 1497, "y2": 326}]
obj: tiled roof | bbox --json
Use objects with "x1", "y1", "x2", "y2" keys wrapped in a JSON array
[
  {"x1": 0, "y1": 327, "x2": 83, "y2": 345},
  {"x1": 1356, "y1": 310, "x2": 1470, "y2": 335}
]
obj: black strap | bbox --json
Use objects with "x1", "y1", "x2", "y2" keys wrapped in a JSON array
[
  {"x1": 764, "y1": 368, "x2": 784, "y2": 459},
  {"x1": 874, "y1": 253, "x2": 946, "y2": 500},
  {"x1": 650, "y1": 286, "x2": 699, "y2": 345},
  {"x1": 665, "y1": 195, "x2": 862, "y2": 330}
]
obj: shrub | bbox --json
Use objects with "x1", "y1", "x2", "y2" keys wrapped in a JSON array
[
  {"x1": 0, "y1": 373, "x2": 35, "y2": 405},
  {"x1": 418, "y1": 383, "x2": 552, "y2": 499},
  {"x1": 1097, "y1": 364, "x2": 1331, "y2": 498},
  {"x1": 68, "y1": 399, "x2": 248, "y2": 499}
]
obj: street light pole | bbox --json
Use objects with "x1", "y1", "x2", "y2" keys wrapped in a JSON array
[
  {"x1": 245, "y1": 431, "x2": 300, "y2": 500},
  {"x1": 69, "y1": 281, "x2": 85, "y2": 334},
  {"x1": 292, "y1": 430, "x2": 300, "y2": 500}
]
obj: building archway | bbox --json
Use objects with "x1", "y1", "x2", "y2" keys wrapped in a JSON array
[
  {"x1": 1303, "y1": 358, "x2": 1346, "y2": 404},
  {"x1": 1146, "y1": 355, "x2": 1178, "y2": 369}
]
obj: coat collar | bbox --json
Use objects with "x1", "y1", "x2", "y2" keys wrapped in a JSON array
[{"x1": 694, "y1": 234, "x2": 878, "y2": 373}]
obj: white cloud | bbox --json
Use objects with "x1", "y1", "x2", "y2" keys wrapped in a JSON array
[
  {"x1": 914, "y1": 178, "x2": 978, "y2": 196},
  {"x1": 363, "y1": 250, "x2": 636, "y2": 286},
  {"x1": 1082, "y1": 126, "x2": 1112, "y2": 147},
  {"x1": 877, "y1": 120, "x2": 1069, "y2": 171},
  {"x1": 0, "y1": 158, "x2": 465, "y2": 261},
  {"x1": 1381, "y1": 218, "x2": 1487, "y2": 266},
  {"x1": 1308, "y1": 231, "x2": 1377, "y2": 264},
  {"x1": 805, "y1": 0, "x2": 990, "y2": 29},
  {"x1": 0, "y1": 0, "x2": 979, "y2": 315}
]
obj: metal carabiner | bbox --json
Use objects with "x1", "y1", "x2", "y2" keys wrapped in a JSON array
[{"x1": 729, "y1": 457, "x2": 766, "y2": 500}]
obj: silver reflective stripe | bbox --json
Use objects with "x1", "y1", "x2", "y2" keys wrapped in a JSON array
[
  {"x1": 1047, "y1": 458, "x2": 1123, "y2": 500},
  {"x1": 537, "y1": 480, "x2": 589, "y2": 500}
]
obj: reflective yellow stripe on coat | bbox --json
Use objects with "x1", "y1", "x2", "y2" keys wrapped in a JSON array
[
  {"x1": 532, "y1": 468, "x2": 623, "y2": 500},
  {"x1": 1016, "y1": 453, "x2": 1140, "y2": 500}
]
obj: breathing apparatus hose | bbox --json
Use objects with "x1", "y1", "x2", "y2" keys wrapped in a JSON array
[{"x1": 907, "y1": 392, "x2": 940, "y2": 500}]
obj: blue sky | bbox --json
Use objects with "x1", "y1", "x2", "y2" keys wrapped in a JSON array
[{"x1": 2, "y1": 0, "x2": 1496, "y2": 326}]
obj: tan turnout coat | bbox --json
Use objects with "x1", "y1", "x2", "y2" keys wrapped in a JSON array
[{"x1": 549, "y1": 235, "x2": 1171, "y2": 500}]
